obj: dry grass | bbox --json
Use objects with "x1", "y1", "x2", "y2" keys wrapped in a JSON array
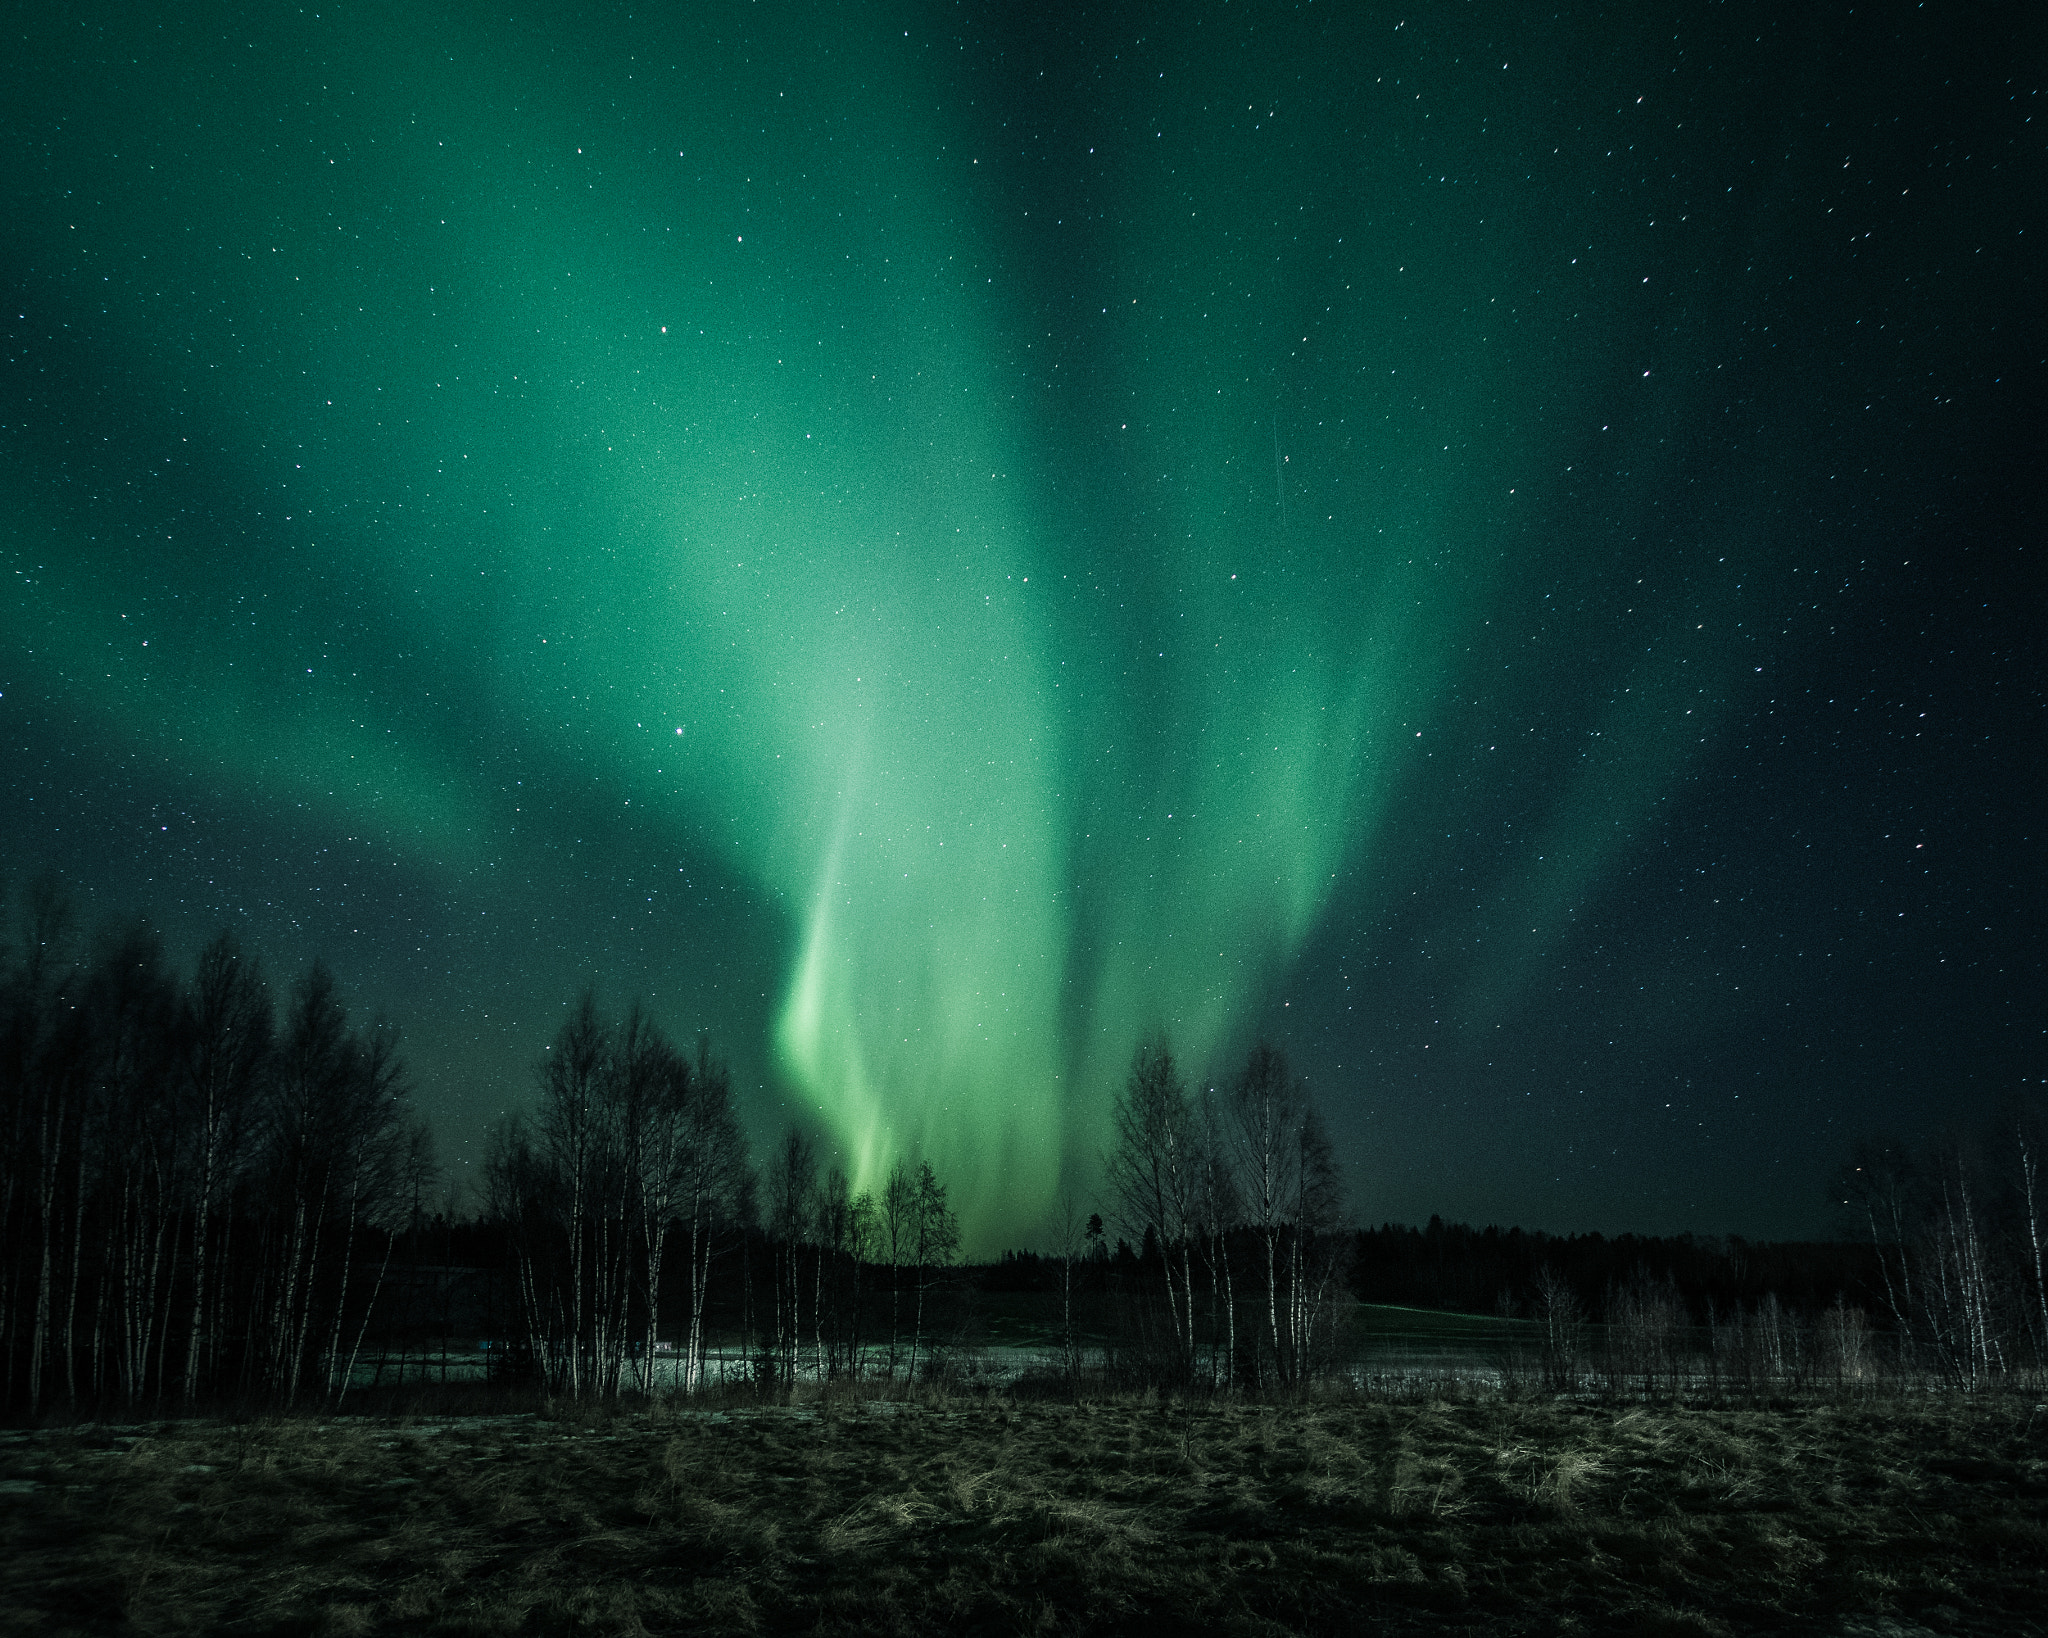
[{"x1": 3, "y1": 1391, "x2": 2045, "y2": 1635}]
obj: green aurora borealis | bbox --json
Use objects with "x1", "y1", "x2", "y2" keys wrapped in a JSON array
[{"x1": 5, "y1": 2, "x2": 2039, "y2": 1248}]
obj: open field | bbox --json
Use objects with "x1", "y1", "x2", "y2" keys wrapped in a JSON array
[{"x1": 3, "y1": 1390, "x2": 2045, "y2": 1637}]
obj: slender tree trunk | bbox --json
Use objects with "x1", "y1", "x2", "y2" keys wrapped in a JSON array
[
  {"x1": 1286, "y1": 1228, "x2": 1302, "y2": 1384},
  {"x1": 28, "y1": 1092, "x2": 63, "y2": 1415},
  {"x1": 1201, "y1": 1240, "x2": 1219, "y2": 1387},
  {"x1": 150, "y1": 1213, "x2": 182, "y2": 1408},
  {"x1": 60, "y1": 1126, "x2": 91, "y2": 1407},
  {"x1": 1222, "y1": 1234, "x2": 1237, "y2": 1389},
  {"x1": 1889, "y1": 1192, "x2": 1919, "y2": 1366},
  {"x1": 848, "y1": 1247, "x2": 865, "y2": 1381},
  {"x1": 325, "y1": 1171, "x2": 362, "y2": 1402},
  {"x1": 126, "y1": 1181, "x2": 148, "y2": 1401},
  {"x1": 1171, "y1": 1244, "x2": 1187, "y2": 1367},
  {"x1": 684, "y1": 1219, "x2": 702, "y2": 1394},
  {"x1": 910, "y1": 1262, "x2": 925, "y2": 1384},
  {"x1": 689, "y1": 1217, "x2": 713, "y2": 1393},
  {"x1": 592, "y1": 1210, "x2": 605, "y2": 1398},
  {"x1": 2021, "y1": 1133, "x2": 2048, "y2": 1361},
  {"x1": 683, "y1": 1211, "x2": 701, "y2": 1395},
  {"x1": 1863, "y1": 1204, "x2": 1913, "y2": 1360},
  {"x1": 643, "y1": 1222, "x2": 666, "y2": 1399},
  {"x1": 513, "y1": 1244, "x2": 546, "y2": 1391},
  {"x1": 336, "y1": 1227, "x2": 394, "y2": 1409},
  {"x1": 1262, "y1": 1226, "x2": 1281, "y2": 1389},
  {"x1": 889, "y1": 1258, "x2": 901, "y2": 1379},
  {"x1": 566, "y1": 1166, "x2": 585, "y2": 1400},
  {"x1": 287, "y1": 1189, "x2": 329, "y2": 1406},
  {"x1": 1062, "y1": 1254, "x2": 1075, "y2": 1383},
  {"x1": 741, "y1": 1232, "x2": 754, "y2": 1386},
  {"x1": 272, "y1": 1192, "x2": 305, "y2": 1395},
  {"x1": 89, "y1": 1248, "x2": 110, "y2": 1404},
  {"x1": 211, "y1": 1206, "x2": 238, "y2": 1399},
  {"x1": 184, "y1": 1175, "x2": 214, "y2": 1402},
  {"x1": 814, "y1": 1241, "x2": 825, "y2": 1381}
]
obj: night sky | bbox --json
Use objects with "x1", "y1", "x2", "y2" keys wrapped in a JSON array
[{"x1": 4, "y1": 1, "x2": 2040, "y2": 1251}]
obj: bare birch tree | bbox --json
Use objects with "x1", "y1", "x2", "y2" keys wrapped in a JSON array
[
  {"x1": 177, "y1": 932, "x2": 269, "y2": 1401},
  {"x1": 675, "y1": 1035, "x2": 751, "y2": 1393},
  {"x1": 767, "y1": 1127, "x2": 817, "y2": 1387},
  {"x1": 1046, "y1": 1190, "x2": 1088, "y2": 1385},
  {"x1": 1190, "y1": 1088, "x2": 1241, "y2": 1388},
  {"x1": 908, "y1": 1160, "x2": 959, "y2": 1382},
  {"x1": 1106, "y1": 1038, "x2": 1198, "y2": 1374},
  {"x1": 881, "y1": 1159, "x2": 915, "y2": 1377},
  {"x1": 1225, "y1": 1041, "x2": 1305, "y2": 1387},
  {"x1": 1285, "y1": 1104, "x2": 1346, "y2": 1379},
  {"x1": 2018, "y1": 1117, "x2": 2048, "y2": 1362}
]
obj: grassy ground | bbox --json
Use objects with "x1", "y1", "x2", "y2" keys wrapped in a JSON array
[{"x1": 3, "y1": 1389, "x2": 2044, "y2": 1636}]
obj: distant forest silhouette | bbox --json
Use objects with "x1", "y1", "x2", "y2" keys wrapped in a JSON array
[{"x1": 5, "y1": 893, "x2": 2044, "y2": 1415}]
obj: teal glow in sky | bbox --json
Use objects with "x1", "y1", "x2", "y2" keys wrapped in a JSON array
[{"x1": 5, "y1": 2, "x2": 2038, "y2": 1249}]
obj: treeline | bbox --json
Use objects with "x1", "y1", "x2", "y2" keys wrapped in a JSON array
[
  {"x1": 479, "y1": 1022, "x2": 1358, "y2": 1399},
  {"x1": 2, "y1": 887, "x2": 428, "y2": 1416},
  {"x1": 1347, "y1": 1218, "x2": 1879, "y2": 1320},
  {"x1": 1331, "y1": 1111, "x2": 2048, "y2": 1394},
  {"x1": 14, "y1": 885, "x2": 2042, "y2": 1415}
]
